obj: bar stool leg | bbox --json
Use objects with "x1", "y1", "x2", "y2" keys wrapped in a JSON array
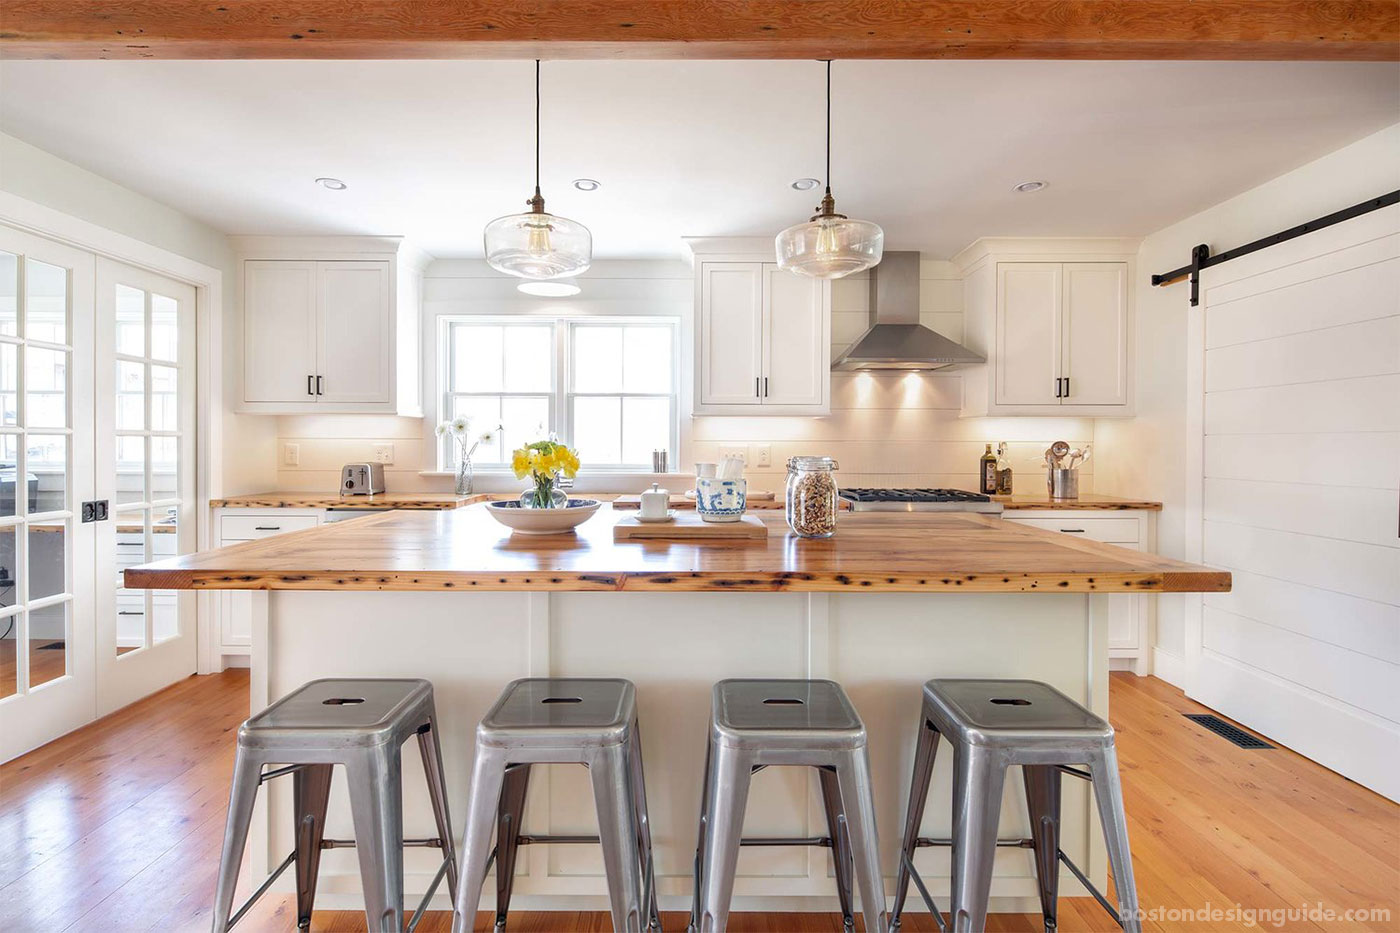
[
  {"x1": 1089, "y1": 746, "x2": 1142, "y2": 933},
  {"x1": 890, "y1": 716, "x2": 940, "y2": 928},
  {"x1": 627, "y1": 726, "x2": 663, "y2": 931},
  {"x1": 948, "y1": 746, "x2": 1007, "y2": 933},
  {"x1": 210, "y1": 748, "x2": 265, "y2": 933},
  {"x1": 696, "y1": 740, "x2": 753, "y2": 933},
  {"x1": 590, "y1": 744, "x2": 645, "y2": 932},
  {"x1": 452, "y1": 747, "x2": 508, "y2": 933},
  {"x1": 346, "y1": 745, "x2": 405, "y2": 933},
  {"x1": 686, "y1": 736, "x2": 715, "y2": 933},
  {"x1": 835, "y1": 749, "x2": 889, "y2": 933},
  {"x1": 1022, "y1": 765, "x2": 1062, "y2": 933},
  {"x1": 416, "y1": 714, "x2": 460, "y2": 904},
  {"x1": 293, "y1": 764, "x2": 335, "y2": 930},
  {"x1": 818, "y1": 767, "x2": 856, "y2": 932},
  {"x1": 493, "y1": 764, "x2": 533, "y2": 930}
]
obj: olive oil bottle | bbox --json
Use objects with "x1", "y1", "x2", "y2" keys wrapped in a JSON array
[{"x1": 979, "y1": 443, "x2": 997, "y2": 494}]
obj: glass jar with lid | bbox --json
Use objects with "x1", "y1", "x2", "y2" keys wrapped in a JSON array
[{"x1": 785, "y1": 456, "x2": 840, "y2": 538}]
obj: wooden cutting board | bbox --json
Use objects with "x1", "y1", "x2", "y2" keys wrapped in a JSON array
[{"x1": 613, "y1": 512, "x2": 769, "y2": 540}]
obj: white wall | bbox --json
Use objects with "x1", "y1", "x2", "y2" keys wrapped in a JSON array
[
  {"x1": 0, "y1": 132, "x2": 277, "y2": 496},
  {"x1": 1096, "y1": 122, "x2": 1400, "y2": 681},
  {"x1": 273, "y1": 258, "x2": 1095, "y2": 496}
]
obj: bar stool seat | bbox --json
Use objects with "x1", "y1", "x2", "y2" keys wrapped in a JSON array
[
  {"x1": 891, "y1": 679, "x2": 1141, "y2": 933},
  {"x1": 211, "y1": 678, "x2": 458, "y2": 933},
  {"x1": 690, "y1": 679, "x2": 888, "y2": 933},
  {"x1": 452, "y1": 678, "x2": 660, "y2": 933}
]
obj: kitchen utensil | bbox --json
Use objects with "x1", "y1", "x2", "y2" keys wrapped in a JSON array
[
  {"x1": 695, "y1": 477, "x2": 747, "y2": 523},
  {"x1": 639, "y1": 483, "x2": 671, "y2": 520},
  {"x1": 651, "y1": 449, "x2": 668, "y2": 473},
  {"x1": 695, "y1": 462, "x2": 718, "y2": 479},
  {"x1": 340, "y1": 463, "x2": 385, "y2": 495},
  {"x1": 613, "y1": 510, "x2": 767, "y2": 540},
  {"x1": 485, "y1": 498, "x2": 602, "y2": 535},
  {"x1": 1049, "y1": 441, "x2": 1070, "y2": 467},
  {"x1": 1048, "y1": 468, "x2": 1079, "y2": 500}
]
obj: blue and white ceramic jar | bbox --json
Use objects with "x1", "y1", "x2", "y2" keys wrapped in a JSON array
[{"x1": 695, "y1": 477, "x2": 747, "y2": 523}]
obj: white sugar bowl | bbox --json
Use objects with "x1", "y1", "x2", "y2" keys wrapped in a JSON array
[{"x1": 639, "y1": 483, "x2": 671, "y2": 521}]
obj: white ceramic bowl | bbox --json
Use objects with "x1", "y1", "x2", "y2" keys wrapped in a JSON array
[{"x1": 486, "y1": 498, "x2": 602, "y2": 535}]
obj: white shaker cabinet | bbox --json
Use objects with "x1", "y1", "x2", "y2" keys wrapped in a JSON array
[
  {"x1": 235, "y1": 236, "x2": 426, "y2": 415},
  {"x1": 956, "y1": 238, "x2": 1137, "y2": 417},
  {"x1": 688, "y1": 238, "x2": 830, "y2": 415}
]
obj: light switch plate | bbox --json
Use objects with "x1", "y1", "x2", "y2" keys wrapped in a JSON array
[
  {"x1": 373, "y1": 443, "x2": 395, "y2": 465},
  {"x1": 752, "y1": 444, "x2": 772, "y2": 468},
  {"x1": 282, "y1": 443, "x2": 300, "y2": 467},
  {"x1": 718, "y1": 445, "x2": 747, "y2": 466}
]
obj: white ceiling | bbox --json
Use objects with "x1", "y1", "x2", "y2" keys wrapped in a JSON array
[{"x1": 1, "y1": 60, "x2": 1396, "y2": 259}]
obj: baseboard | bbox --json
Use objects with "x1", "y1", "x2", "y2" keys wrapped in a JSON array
[{"x1": 1151, "y1": 647, "x2": 1186, "y2": 687}]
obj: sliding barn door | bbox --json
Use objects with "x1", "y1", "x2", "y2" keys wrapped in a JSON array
[{"x1": 1187, "y1": 203, "x2": 1399, "y2": 801}]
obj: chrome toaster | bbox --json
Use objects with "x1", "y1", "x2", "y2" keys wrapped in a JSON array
[{"x1": 341, "y1": 462, "x2": 385, "y2": 496}]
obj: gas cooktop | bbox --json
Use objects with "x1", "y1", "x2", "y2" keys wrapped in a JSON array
[{"x1": 838, "y1": 488, "x2": 1004, "y2": 513}]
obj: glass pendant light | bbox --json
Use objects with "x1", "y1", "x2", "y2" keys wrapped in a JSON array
[
  {"x1": 775, "y1": 61, "x2": 884, "y2": 279},
  {"x1": 484, "y1": 60, "x2": 592, "y2": 279}
]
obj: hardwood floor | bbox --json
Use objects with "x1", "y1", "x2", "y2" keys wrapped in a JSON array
[{"x1": 1, "y1": 671, "x2": 1395, "y2": 932}]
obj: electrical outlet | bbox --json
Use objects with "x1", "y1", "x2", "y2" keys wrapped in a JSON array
[
  {"x1": 282, "y1": 443, "x2": 300, "y2": 467},
  {"x1": 373, "y1": 443, "x2": 394, "y2": 465},
  {"x1": 718, "y1": 445, "x2": 747, "y2": 466},
  {"x1": 752, "y1": 444, "x2": 772, "y2": 468}
]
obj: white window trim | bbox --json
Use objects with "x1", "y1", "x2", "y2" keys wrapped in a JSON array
[{"x1": 432, "y1": 312, "x2": 680, "y2": 474}]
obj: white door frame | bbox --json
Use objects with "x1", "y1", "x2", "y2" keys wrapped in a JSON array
[{"x1": 0, "y1": 191, "x2": 226, "y2": 678}]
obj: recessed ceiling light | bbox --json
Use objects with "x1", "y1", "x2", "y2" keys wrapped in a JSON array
[
  {"x1": 572, "y1": 178, "x2": 601, "y2": 192},
  {"x1": 1013, "y1": 180, "x2": 1048, "y2": 193},
  {"x1": 517, "y1": 281, "x2": 581, "y2": 298},
  {"x1": 791, "y1": 177, "x2": 821, "y2": 191}
]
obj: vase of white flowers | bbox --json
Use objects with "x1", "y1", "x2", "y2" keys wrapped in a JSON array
[{"x1": 436, "y1": 417, "x2": 500, "y2": 495}]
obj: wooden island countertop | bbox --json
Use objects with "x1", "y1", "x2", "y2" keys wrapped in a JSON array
[{"x1": 130, "y1": 504, "x2": 1228, "y2": 594}]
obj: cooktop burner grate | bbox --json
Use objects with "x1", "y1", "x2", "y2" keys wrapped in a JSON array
[{"x1": 840, "y1": 488, "x2": 993, "y2": 503}]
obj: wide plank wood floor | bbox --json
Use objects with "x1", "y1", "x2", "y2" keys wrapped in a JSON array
[{"x1": 1, "y1": 671, "x2": 1395, "y2": 932}]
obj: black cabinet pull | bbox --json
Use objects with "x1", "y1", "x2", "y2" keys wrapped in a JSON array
[
  {"x1": 763, "y1": 376, "x2": 769, "y2": 397},
  {"x1": 755, "y1": 377, "x2": 760, "y2": 398},
  {"x1": 1060, "y1": 528, "x2": 1086, "y2": 533},
  {"x1": 316, "y1": 375, "x2": 324, "y2": 395},
  {"x1": 253, "y1": 525, "x2": 281, "y2": 531},
  {"x1": 1054, "y1": 378, "x2": 1062, "y2": 398},
  {"x1": 1063, "y1": 376, "x2": 1070, "y2": 398},
  {"x1": 307, "y1": 375, "x2": 314, "y2": 396}
]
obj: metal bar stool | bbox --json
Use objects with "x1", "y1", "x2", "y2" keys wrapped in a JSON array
[
  {"x1": 890, "y1": 679, "x2": 1141, "y2": 933},
  {"x1": 210, "y1": 678, "x2": 458, "y2": 933},
  {"x1": 451, "y1": 678, "x2": 661, "y2": 933},
  {"x1": 688, "y1": 679, "x2": 888, "y2": 933}
]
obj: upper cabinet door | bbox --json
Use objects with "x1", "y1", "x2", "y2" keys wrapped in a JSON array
[
  {"x1": 699, "y1": 262, "x2": 764, "y2": 406},
  {"x1": 761, "y1": 263, "x2": 825, "y2": 406},
  {"x1": 243, "y1": 261, "x2": 317, "y2": 403},
  {"x1": 1061, "y1": 263, "x2": 1129, "y2": 406},
  {"x1": 315, "y1": 261, "x2": 392, "y2": 404},
  {"x1": 996, "y1": 263, "x2": 1062, "y2": 406}
]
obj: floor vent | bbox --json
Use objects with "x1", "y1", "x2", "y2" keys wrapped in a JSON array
[{"x1": 1185, "y1": 713, "x2": 1273, "y2": 749}]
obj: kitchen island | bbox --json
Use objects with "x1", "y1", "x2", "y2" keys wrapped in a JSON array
[{"x1": 128, "y1": 506, "x2": 1227, "y2": 917}]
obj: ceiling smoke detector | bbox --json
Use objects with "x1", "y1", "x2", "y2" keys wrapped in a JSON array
[
  {"x1": 1013, "y1": 180, "x2": 1048, "y2": 193},
  {"x1": 315, "y1": 177, "x2": 347, "y2": 190},
  {"x1": 572, "y1": 178, "x2": 602, "y2": 191}
]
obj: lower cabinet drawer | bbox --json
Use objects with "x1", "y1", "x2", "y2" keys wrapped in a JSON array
[
  {"x1": 1006, "y1": 516, "x2": 1140, "y2": 544},
  {"x1": 220, "y1": 514, "x2": 318, "y2": 540}
]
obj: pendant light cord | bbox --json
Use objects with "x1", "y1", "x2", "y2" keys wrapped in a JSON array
[
  {"x1": 534, "y1": 59, "x2": 542, "y2": 198},
  {"x1": 824, "y1": 59, "x2": 832, "y2": 195}
]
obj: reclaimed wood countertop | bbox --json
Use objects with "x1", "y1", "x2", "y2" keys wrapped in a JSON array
[
  {"x1": 990, "y1": 493, "x2": 1163, "y2": 511},
  {"x1": 129, "y1": 504, "x2": 1227, "y2": 594}
]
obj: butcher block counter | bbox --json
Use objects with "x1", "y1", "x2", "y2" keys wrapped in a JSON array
[
  {"x1": 129, "y1": 504, "x2": 1224, "y2": 593},
  {"x1": 126, "y1": 504, "x2": 1226, "y2": 917}
]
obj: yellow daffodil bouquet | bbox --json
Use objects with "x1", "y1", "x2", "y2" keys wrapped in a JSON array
[{"x1": 511, "y1": 439, "x2": 581, "y2": 509}]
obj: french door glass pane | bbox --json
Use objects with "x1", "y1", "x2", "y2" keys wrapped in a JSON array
[
  {"x1": 0, "y1": 252, "x2": 15, "y2": 336},
  {"x1": 115, "y1": 361, "x2": 144, "y2": 430},
  {"x1": 29, "y1": 434, "x2": 66, "y2": 514},
  {"x1": 115, "y1": 437, "x2": 144, "y2": 505},
  {"x1": 28, "y1": 602, "x2": 68, "y2": 688},
  {"x1": 25, "y1": 346, "x2": 66, "y2": 429},
  {"x1": 0, "y1": 610, "x2": 16, "y2": 699},
  {"x1": 151, "y1": 365, "x2": 177, "y2": 431},
  {"x1": 28, "y1": 521, "x2": 65, "y2": 601},
  {"x1": 151, "y1": 437, "x2": 176, "y2": 500},
  {"x1": 150, "y1": 294, "x2": 177, "y2": 362},
  {"x1": 115, "y1": 510, "x2": 146, "y2": 655},
  {"x1": 25, "y1": 258, "x2": 67, "y2": 344},
  {"x1": 0, "y1": 434, "x2": 17, "y2": 519},
  {"x1": 115, "y1": 284, "x2": 144, "y2": 356},
  {"x1": 0, "y1": 343, "x2": 15, "y2": 425}
]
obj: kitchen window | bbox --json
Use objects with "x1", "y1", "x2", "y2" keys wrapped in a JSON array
[{"x1": 438, "y1": 315, "x2": 678, "y2": 471}]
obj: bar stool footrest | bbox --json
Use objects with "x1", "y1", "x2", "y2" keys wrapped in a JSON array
[
  {"x1": 223, "y1": 849, "x2": 298, "y2": 931},
  {"x1": 895, "y1": 851, "x2": 948, "y2": 933},
  {"x1": 1057, "y1": 848, "x2": 1126, "y2": 929}
]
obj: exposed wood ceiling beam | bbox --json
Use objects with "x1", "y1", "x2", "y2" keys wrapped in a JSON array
[{"x1": 2, "y1": 1, "x2": 1397, "y2": 61}]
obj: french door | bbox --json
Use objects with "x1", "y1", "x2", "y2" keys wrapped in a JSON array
[{"x1": 0, "y1": 224, "x2": 198, "y2": 761}]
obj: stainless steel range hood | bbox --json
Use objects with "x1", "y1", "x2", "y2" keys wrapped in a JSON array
[{"x1": 831, "y1": 251, "x2": 985, "y2": 371}]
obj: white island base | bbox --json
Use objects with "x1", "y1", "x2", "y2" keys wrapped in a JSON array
[{"x1": 243, "y1": 589, "x2": 1112, "y2": 919}]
